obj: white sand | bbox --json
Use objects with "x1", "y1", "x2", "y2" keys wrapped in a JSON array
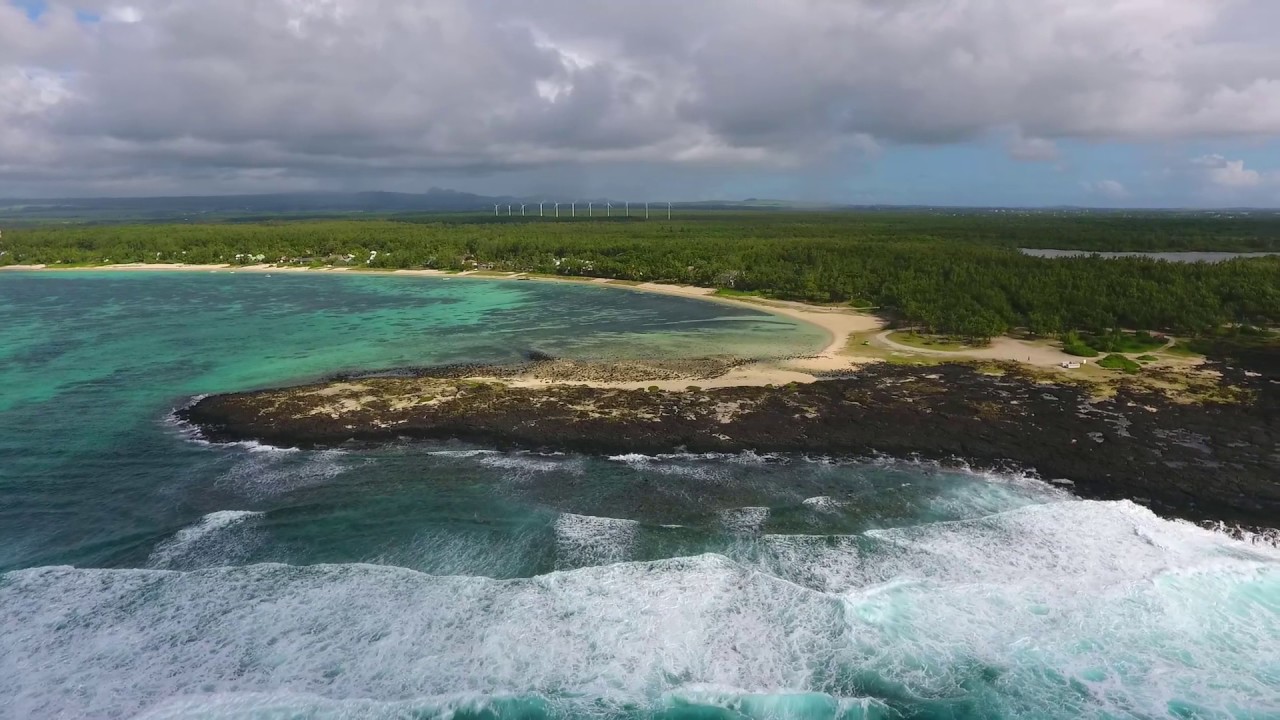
[{"x1": 630, "y1": 283, "x2": 882, "y2": 354}]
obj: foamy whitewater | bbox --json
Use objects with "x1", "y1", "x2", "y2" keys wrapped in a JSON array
[
  {"x1": 5, "y1": 498, "x2": 1279, "y2": 719},
  {"x1": 1, "y1": 272, "x2": 1276, "y2": 719}
]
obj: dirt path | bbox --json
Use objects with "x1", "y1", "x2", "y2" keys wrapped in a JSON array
[{"x1": 873, "y1": 330, "x2": 1080, "y2": 367}]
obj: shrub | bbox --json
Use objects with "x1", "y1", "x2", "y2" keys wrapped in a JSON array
[
  {"x1": 1099, "y1": 354, "x2": 1142, "y2": 374},
  {"x1": 1080, "y1": 330, "x2": 1166, "y2": 354},
  {"x1": 1062, "y1": 332, "x2": 1100, "y2": 357}
]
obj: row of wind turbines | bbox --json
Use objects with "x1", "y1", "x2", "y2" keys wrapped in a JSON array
[{"x1": 492, "y1": 201, "x2": 672, "y2": 220}]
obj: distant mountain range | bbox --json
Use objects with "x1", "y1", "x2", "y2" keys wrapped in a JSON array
[
  {"x1": 0, "y1": 189, "x2": 834, "y2": 223},
  {"x1": 0, "y1": 189, "x2": 512, "y2": 219},
  {"x1": 1, "y1": 189, "x2": 1275, "y2": 223}
]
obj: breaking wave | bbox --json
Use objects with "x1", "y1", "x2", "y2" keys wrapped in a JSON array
[
  {"x1": 479, "y1": 453, "x2": 583, "y2": 481},
  {"x1": 218, "y1": 449, "x2": 350, "y2": 498},
  {"x1": 6, "y1": 500, "x2": 1273, "y2": 718},
  {"x1": 147, "y1": 511, "x2": 266, "y2": 571},
  {"x1": 554, "y1": 513, "x2": 640, "y2": 569},
  {"x1": 719, "y1": 506, "x2": 771, "y2": 534}
]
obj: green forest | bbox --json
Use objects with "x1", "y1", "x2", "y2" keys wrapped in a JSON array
[{"x1": 3, "y1": 213, "x2": 1279, "y2": 340}]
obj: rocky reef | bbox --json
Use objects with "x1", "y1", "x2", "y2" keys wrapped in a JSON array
[{"x1": 179, "y1": 355, "x2": 1279, "y2": 529}]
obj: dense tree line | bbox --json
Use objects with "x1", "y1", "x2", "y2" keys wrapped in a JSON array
[{"x1": 3, "y1": 216, "x2": 1278, "y2": 339}]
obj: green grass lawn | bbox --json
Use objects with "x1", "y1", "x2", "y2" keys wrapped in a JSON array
[
  {"x1": 1164, "y1": 342, "x2": 1205, "y2": 358},
  {"x1": 714, "y1": 288, "x2": 760, "y2": 297}
]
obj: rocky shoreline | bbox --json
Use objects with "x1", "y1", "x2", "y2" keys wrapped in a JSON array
[
  {"x1": 178, "y1": 353, "x2": 1280, "y2": 529},
  {"x1": 337, "y1": 354, "x2": 758, "y2": 384}
]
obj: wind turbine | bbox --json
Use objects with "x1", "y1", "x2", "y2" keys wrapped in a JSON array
[
  {"x1": 507, "y1": 205, "x2": 512, "y2": 216},
  {"x1": 625, "y1": 201, "x2": 630, "y2": 217},
  {"x1": 540, "y1": 201, "x2": 545, "y2": 217},
  {"x1": 667, "y1": 202, "x2": 672, "y2": 220},
  {"x1": 606, "y1": 202, "x2": 612, "y2": 217},
  {"x1": 554, "y1": 202, "x2": 560, "y2": 218},
  {"x1": 571, "y1": 202, "x2": 576, "y2": 218},
  {"x1": 588, "y1": 202, "x2": 594, "y2": 217},
  {"x1": 520, "y1": 204, "x2": 527, "y2": 216},
  {"x1": 493, "y1": 204, "x2": 500, "y2": 217},
  {"x1": 645, "y1": 202, "x2": 650, "y2": 220}
]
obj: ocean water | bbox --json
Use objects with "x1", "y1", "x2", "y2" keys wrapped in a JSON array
[{"x1": 1, "y1": 271, "x2": 1277, "y2": 720}]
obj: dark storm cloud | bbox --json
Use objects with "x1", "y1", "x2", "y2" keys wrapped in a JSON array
[{"x1": 2, "y1": 0, "x2": 1279, "y2": 196}]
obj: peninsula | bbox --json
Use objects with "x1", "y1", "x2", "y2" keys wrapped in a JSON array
[{"x1": 9, "y1": 213, "x2": 1280, "y2": 529}]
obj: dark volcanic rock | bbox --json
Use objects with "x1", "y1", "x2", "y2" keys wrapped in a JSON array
[{"x1": 179, "y1": 362, "x2": 1280, "y2": 529}]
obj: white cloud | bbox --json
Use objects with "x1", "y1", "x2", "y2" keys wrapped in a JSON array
[
  {"x1": 1083, "y1": 179, "x2": 1129, "y2": 200},
  {"x1": 105, "y1": 6, "x2": 144, "y2": 24},
  {"x1": 1192, "y1": 154, "x2": 1266, "y2": 188},
  {"x1": 2, "y1": 0, "x2": 1280, "y2": 195},
  {"x1": 1189, "y1": 154, "x2": 1280, "y2": 205},
  {"x1": 1211, "y1": 160, "x2": 1263, "y2": 188},
  {"x1": 1008, "y1": 133, "x2": 1060, "y2": 163}
]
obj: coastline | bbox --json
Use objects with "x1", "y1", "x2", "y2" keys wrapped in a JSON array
[
  {"x1": 1, "y1": 262, "x2": 885, "y2": 384},
  {"x1": 14, "y1": 263, "x2": 1273, "y2": 528},
  {"x1": 178, "y1": 360, "x2": 1280, "y2": 530},
  {"x1": 0, "y1": 262, "x2": 1212, "y2": 391}
]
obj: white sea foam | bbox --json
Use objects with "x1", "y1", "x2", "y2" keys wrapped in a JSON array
[
  {"x1": 606, "y1": 453, "x2": 730, "y2": 481},
  {"x1": 554, "y1": 513, "x2": 640, "y2": 569},
  {"x1": 606, "y1": 452, "x2": 1067, "y2": 501},
  {"x1": 234, "y1": 440, "x2": 302, "y2": 454},
  {"x1": 133, "y1": 692, "x2": 555, "y2": 720},
  {"x1": 802, "y1": 496, "x2": 841, "y2": 513},
  {"x1": 0, "y1": 555, "x2": 844, "y2": 719},
  {"x1": 659, "y1": 686, "x2": 889, "y2": 720},
  {"x1": 476, "y1": 453, "x2": 583, "y2": 483},
  {"x1": 608, "y1": 450, "x2": 786, "y2": 466},
  {"x1": 425, "y1": 449, "x2": 501, "y2": 459},
  {"x1": 719, "y1": 507, "x2": 770, "y2": 534},
  {"x1": 133, "y1": 687, "x2": 889, "y2": 720},
  {"x1": 164, "y1": 397, "x2": 307, "y2": 455},
  {"x1": 219, "y1": 449, "x2": 349, "y2": 498},
  {"x1": 147, "y1": 511, "x2": 265, "y2": 570},
  {"x1": 2, "y1": 501, "x2": 1277, "y2": 719},
  {"x1": 1200, "y1": 521, "x2": 1280, "y2": 548}
]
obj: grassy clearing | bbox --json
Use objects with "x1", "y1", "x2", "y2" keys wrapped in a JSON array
[
  {"x1": 887, "y1": 331, "x2": 974, "y2": 352},
  {"x1": 523, "y1": 273, "x2": 593, "y2": 283},
  {"x1": 714, "y1": 288, "x2": 766, "y2": 299},
  {"x1": 1164, "y1": 342, "x2": 1204, "y2": 358}
]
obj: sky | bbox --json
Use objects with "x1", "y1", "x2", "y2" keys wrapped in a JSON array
[{"x1": 3, "y1": 0, "x2": 1280, "y2": 206}]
